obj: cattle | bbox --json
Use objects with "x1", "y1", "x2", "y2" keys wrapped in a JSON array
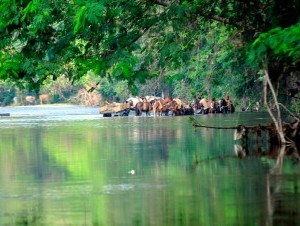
[
  {"x1": 25, "y1": 96, "x2": 36, "y2": 105},
  {"x1": 39, "y1": 94, "x2": 50, "y2": 104}
]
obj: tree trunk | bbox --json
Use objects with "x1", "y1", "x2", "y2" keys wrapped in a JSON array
[{"x1": 263, "y1": 61, "x2": 286, "y2": 145}]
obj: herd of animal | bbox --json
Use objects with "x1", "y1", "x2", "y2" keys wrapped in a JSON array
[
  {"x1": 20, "y1": 94, "x2": 235, "y2": 117},
  {"x1": 14, "y1": 94, "x2": 51, "y2": 105},
  {"x1": 122, "y1": 95, "x2": 235, "y2": 117}
]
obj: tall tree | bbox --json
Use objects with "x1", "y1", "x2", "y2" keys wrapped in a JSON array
[{"x1": 0, "y1": 0, "x2": 299, "y2": 96}]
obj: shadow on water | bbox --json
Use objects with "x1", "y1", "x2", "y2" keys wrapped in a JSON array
[
  {"x1": 191, "y1": 112, "x2": 300, "y2": 226},
  {"x1": 233, "y1": 141, "x2": 300, "y2": 226},
  {"x1": 265, "y1": 145, "x2": 300, "y2": 226}
]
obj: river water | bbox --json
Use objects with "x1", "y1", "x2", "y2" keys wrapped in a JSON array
[{"x1": 0, "y1": 106, "x2": 299, "y2": 226}]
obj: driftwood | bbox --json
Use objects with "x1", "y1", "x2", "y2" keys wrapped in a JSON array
[{"x1": 0, "y1": 113, "x2": 10, "y2": 116}]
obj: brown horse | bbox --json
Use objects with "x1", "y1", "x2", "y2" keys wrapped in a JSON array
[
  {"x1": 135, "y1": 101, "x2": 152, "y2": 116},
  {"x1": 152, "y1": 99, "x2": 170, "y2": 116},
  {"x1": 164, "y1": 96, "x2": 173, "y2": 104},
  {"x1": 163, "y1": 97, "x2": 184, "y2": 116},
  {"x1": 198, "y1": 98, "x2": 209, "y2": 114},
  {"x1": 207, "y1": 98, "x2": 218, "y2": 113},
  {"x1": 126, "y1": 97, "x2": 143, "y2": 110}
]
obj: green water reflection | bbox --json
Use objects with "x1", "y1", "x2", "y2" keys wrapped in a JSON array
[{"x1": 0, "y1": 112, "x2": 299, "y2": 225}]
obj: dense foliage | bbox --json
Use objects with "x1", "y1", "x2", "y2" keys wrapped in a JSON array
[{"x1": 0, "y1": 0, "x2": 299, "y2": 108}]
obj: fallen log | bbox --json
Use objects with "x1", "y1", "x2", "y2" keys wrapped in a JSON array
[
  {"x1": 190, "y1": 117, "x2": 300, "y2": 149},
  {"x1": 0, "y1": 113, "x2": 10, "y2": 116}
]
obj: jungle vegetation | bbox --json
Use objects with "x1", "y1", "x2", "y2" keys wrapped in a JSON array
[{"x1": 0, "y1": 0, "x2": 299, "y2": 112}]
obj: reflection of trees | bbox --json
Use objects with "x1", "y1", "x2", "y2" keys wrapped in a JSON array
[
  {"x1": 194, "y1": 118, "x2": 300, "y2": 226},
  {"x1": 266, "y1": 145, "x2": 300, "y2": 226},
  {"x1": 232, "y1": 127, "x2": 300, "y2": 226},
  {"x1": 235, "y1": 140, "x2": 300, "y2": 225},
  {"x1": 0, "y1": 127, "x2": 57, "y2": 225},
  {"x1": 130, "y1": 123, "x2": 176, "y2": 166},
  {"x1": 2, "y1": 115, "x2": 299, "y2": 225},
  {"x1": 0, "y1": 124, "x2": 107, "y2": 225}
]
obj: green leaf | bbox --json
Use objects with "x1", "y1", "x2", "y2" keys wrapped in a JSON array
[
  {"x1": 74, "y1": 5, "x2": 87, "y2": 34},
  {"x1": 21, "y1": 0, "x2": 41, "y2": 22}
]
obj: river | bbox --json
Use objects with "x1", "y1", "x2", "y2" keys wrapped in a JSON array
[{"x1": 0, "y1": 106, "x2": 299, "y2": 226}]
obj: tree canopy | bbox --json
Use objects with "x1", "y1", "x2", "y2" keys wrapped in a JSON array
[{"x1": 0, "y1": 0, "x2": 299, "y2": 99}]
